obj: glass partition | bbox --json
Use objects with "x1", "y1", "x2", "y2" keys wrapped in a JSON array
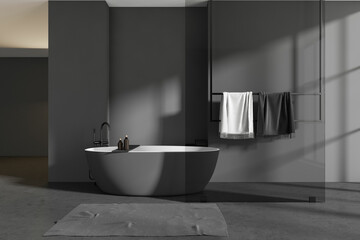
[{"x1": 181, "y1": 0, "x2": 325, "y2": 202}]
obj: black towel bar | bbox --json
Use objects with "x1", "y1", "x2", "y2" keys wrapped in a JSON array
[{"x1": 210, "y1": 92, "x2": 322, "y2": 122}]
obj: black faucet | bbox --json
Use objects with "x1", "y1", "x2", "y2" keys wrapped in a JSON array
[
  {"x1": 100, "y1": 122, "x2": 110, "y2": 146},
  {"x1": 93, "y1": 122, "x2": 110, "y2": 147}
]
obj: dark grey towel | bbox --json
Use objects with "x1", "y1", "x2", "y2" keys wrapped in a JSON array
[{"x1": 257, "y1": 92, "x2": 295, "y2": 136}]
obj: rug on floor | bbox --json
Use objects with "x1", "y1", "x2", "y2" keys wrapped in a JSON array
[{"x1": 44, "y1": 203, "x2": 228, "y2": 237}]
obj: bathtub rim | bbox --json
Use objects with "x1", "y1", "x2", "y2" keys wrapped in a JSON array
[{"x1": 85, "y1": 145, "x2": 220, "y2": 153}]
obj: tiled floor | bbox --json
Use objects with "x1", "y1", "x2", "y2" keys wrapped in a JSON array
[{"x1": 1, "y1": 157, "x2": 360, "y2": 240}]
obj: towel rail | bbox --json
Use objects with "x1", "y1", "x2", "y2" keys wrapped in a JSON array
[{"x1": 210, "y1": 92, "x2": 322, "y2": 122}]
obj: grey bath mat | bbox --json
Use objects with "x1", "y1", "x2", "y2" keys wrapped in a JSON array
[{"x1": 44, "y1": 203, "x2": 228, "y2": 237}]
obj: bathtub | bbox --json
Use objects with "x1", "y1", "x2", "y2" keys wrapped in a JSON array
[{"x1": 85, "y1": 145, "x2": 219, "y2": 196}]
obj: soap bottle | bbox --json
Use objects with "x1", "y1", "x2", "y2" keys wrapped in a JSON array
[
  {"x1": 124, "y1": 135, "x2": 129, "y2": 150},
  {"x1": 117, "y1": 138, "x2": 123, "y2": 150}
]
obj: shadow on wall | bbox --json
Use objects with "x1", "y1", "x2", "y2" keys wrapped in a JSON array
[
  {"x1": 243, "y1": 128, "x2": 360, "y2": 180},
  {"x1": 211, "y1": 1, "x2": 360, "y2": 61},
  {"x1": 211, "y1": 1, "x2": 322, "y2": 95},
  {"x1": 209, "y1": 1, "x2": 360, "y2": 182},
  {"x1": 109, "y1": 8, "x2": 186, "y2": 146},
  {"x1": 210, "y1": 121, "x2": 359, "y2": 182},
  {"x1": 210, "y1": 1, "x2": 360, "y2": 95},
  {"x1": 109, "y1": 7, "x2": 208, "y2": 147}
]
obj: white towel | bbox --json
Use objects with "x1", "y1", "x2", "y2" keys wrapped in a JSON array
[{"x1": 219, "y1": 92, "x2": 254, "y2": 139}]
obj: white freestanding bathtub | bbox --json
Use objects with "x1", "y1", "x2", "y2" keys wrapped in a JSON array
[{"x1": 85, "y1": 145, "x2": 219, "y2": 196}]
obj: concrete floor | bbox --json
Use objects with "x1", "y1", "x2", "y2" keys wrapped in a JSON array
[{"x1": 1, "y1": 157, "x2": 360, "y2": 240}]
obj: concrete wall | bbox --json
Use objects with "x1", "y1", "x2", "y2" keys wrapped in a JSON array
[
  {"x1": 0, "y1": 58, "x2": 48, "y2": 156},
  {"x1": 109, "y1": 7, "x2": 208, "y2": 147},
  {"x1": 209, "y1": 1, "x2": 325, "y2": 182},
  {"x1": 45, "y1": 1, "x2": 360, "y2": 182},
  {"x1": 109, "y1": 8, "x2": 186, "y2": 145},
  {"x1": 48, "y1": 1, "x2": 109, "y2": 182},
  {"x1": 325, "y1": 2, "x2": 360, "y2": 182}
]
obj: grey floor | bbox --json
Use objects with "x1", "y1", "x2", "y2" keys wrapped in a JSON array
[{"x1": 1, "y1": 157, "x2": 360, "y2": 240}]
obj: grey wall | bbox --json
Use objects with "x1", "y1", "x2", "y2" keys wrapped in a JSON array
[
  {"x1": 109, "y1": 7, "x2": 208, "y2": 147},
  {"x1": 109, "y1": 8, "x2": 186, "y2": 145},
  {"x1": 209, "y1": 1, "x2": 325, "y2": 182},
  {"x1": 325, "y1": 2, "x2": 360, "y2": 182},
  {"x1": 49, "y1": 1, "x2": 109, "y2": 182},
  {"x1": 0, "y1": 58, "x2": 48, "y2": 156},
  {"x1": 46, "y1": 1, "x2": 360, "y2": 182},
  {"x1": 185, "y1": 8, "x2": 208, "y2": 145}
]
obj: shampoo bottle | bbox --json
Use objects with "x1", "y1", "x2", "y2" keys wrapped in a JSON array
[
  {"x1": 124, "y1": 135, "x2": 129, "y2": 150},
  {"x1": 117, "y1": 138, "x2": 123, "y2": 150}
]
